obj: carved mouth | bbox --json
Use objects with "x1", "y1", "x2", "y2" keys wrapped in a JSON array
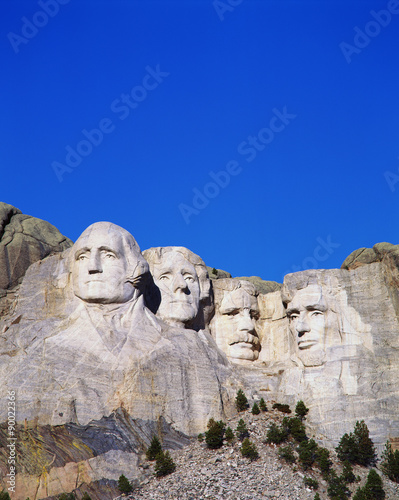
[
  {"x1": 230, "y1": 341, "x2": 254, "y2": 349},
  {"x1": 298, "y1": 340, "x2": 318, "y2": 350}
]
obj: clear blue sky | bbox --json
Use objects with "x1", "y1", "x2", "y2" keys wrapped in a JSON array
[{"x1": 2, "y1": 0, "x2": 399, "y2": 282}]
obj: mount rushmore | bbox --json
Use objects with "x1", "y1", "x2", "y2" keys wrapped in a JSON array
[{"x1": 0, "y1": 202, "x2": 398, "y2": 499}]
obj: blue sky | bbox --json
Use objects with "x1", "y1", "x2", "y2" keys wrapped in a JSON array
[{"x1": 2, "y1": 0, "x2": 399, "y2": 282}]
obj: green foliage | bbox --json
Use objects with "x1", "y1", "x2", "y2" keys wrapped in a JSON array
[
  {"x1": 154, "y1": 450, "x2": 176, "y2": 477},
  {"x1": 304, "y1": 477, "x2": 319, "y2": 490},
  {"x1": 235, "y1": 389, "x2": 249, "y2": 412},
  {"x1": 197, "y1": 433, "x2": 204, "y2": 442},
  {"x1": 118, "y1": 474, "x2": 133, "y2": 494},
  {"x1": 212, "y1": 267, "x2": 217, "y2": 275},
  {"x1": 240, "y1": 438, "x2": 259, "y2": 461},
  {"x1": 336, "y1": 421, "x2": 377, "y2": 467},
  {"x1": 341, "y1": 460, "x2": 356, "y2": 484},
  {"x1": 236, "y1": 418, "x2": 249, "y2": 441},
  {"x1": 283, "y1": 416, "x2": 307, "y2": 443},
  {"x1": 58, "y1": 494, "x2": 75, "y2": 500},
  {"x1": 327, "y1": 470, "x2": 350, "y2": 500},
  {"x1": 81, "y1": 494, "x2": 92, "y2": 500},
  {"x1": 278, "y1": 445, "x2": 296, "y2": 464},
  {"x1": 0, "y1": 492, "x2": 11, "y2": 500},
  {"x1": 266, "y1": 422, "x2": 288, "y2": 445},
  {"x1": 205, "y1": 418, "x2": 226, "y2": 449},
  {"x1": 315, "y1": 446, "x2": 332, "y2": 476},
  {"x1": 225, "y1": 426, "x2": 234, "y2": 443},
  {"x1": 259, "y1": 397, "x2": 267, "y2": 412},
  {"x1": 146, "y1": 435, "x2": 163, "y2": 461},
  {"x1": 295, "y1": 400, "x2": 309, "y2": 420},
  {"x1": 272, "y1": 403, "x2": 291, "y2": 413},
  {"x1": 381, "y1": 441, "x2": 399, "y2": 483},
  {"x1": 353, "y1": 469, "x2": 385, "y2": 500},
  {"x1": 251, "y1": 402, "x2": 260, "y2": 415},
  {"x1": 314, "y1": 494, "x2": 321, "y2": 500},
  {"x1": 298, "y1": 439, "x2": 318, "y2": 470}
]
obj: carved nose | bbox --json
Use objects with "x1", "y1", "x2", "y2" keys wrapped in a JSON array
[
  {"x1": 88, "y1": 252, "x2": 103, "y2": 274},
  {"x1": 173, "y1": 273, "x2": 188, "y2": 292},
  {"x1": 297, "y1": 317, "x2": 310, "y2": 335},
  {"x1": 237, "y1": 311, "x2": 255, "y2": 333}
]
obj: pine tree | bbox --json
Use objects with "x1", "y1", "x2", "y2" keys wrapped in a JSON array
[
  {"x1": 354, "y1": 421, "x2": 377, "y2": 467},
  {"x1": 295, "y1": 400, "x2": 309, "y2": 420},
  {"x1": 259, "y1": 397, "x2": 267, "y2": 412},
  {"x1": 327, "y1": 469, "x2": 350, "y2": 499},
  {"x1": 240, "y1": 438, "x2": 259, "y2": 461},
  {"x1": 381, "y1": 441, "x2": 399, "y2": 483},
  {"x1": 266, "y1": 422, "x2": 288, "y2": 445},
  {"x1": 341, "y1": 460, "x2": 356, "y2": 484},
  {"x1": 236, "y1": 418, "x2": 249, "y2": 441},
  {"x1": 146, "y1": 435, "x2": 163, "y2": 461},
  {"x1": 278, "y1": 445, "x2": 296, "y2": 464},
  {"x1": 314, "y1": 494, "x2": 321, "y2": 500},
  {"x1": 298, "y1": 439, "x2": 318, "y2": 471},
  {"x1": 251, "y1": 402, "x2": 260, "y2": 415},
  {"x1": 336, "y1": 432, "x2": 357, "y2": 463},
  {"x1": 205, "y1": 418, "x2": 226, "y2": 449},
  {"x1": 363, "y1": 469, "x2": 385, "y2": 500},
  {"x1": 235, "y1": 389, "x2": 249, "y2": 412},
  {"x1": 118, "y1": 475, "x2": 133, "y2": 494},
  {"x1": 315, "y1": 446, "x2": 332, "y2": 476},
  {"x1": 225, "y1": 426, "x2": 235, "y2": 443},
  {"x1": 154, "y1": 450, "x2": 176, "y2": 477}
]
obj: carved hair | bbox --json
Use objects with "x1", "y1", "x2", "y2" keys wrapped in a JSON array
[{"x1": 212, "y1": 278, "x2": 258, "y2": 313}]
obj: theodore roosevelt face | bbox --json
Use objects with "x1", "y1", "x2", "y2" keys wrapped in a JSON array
[
  {"x1": 151, "y1": 251, "x2": 200, "y2": 327},
  {"x1": 72, "y1": 226, "x2": 135, "y2": 304}
]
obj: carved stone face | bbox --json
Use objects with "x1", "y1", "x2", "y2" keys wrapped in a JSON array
[
  {"x1": 72, "y1": 226, "x2": 135, "y2": 304},
  {"x1": 151, "y1": 252, "x2": 200, "y2": 327},
  {"x1": 213, "y1": 288, "x2": 260, "y2": 362},
  {"x1": 286, "y1": 285, "x2": 327, "y2": 366}
]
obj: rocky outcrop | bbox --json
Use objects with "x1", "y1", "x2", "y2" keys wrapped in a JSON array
[{"x1": 0, "y1": 202, "x2": 72, "y2": 292}]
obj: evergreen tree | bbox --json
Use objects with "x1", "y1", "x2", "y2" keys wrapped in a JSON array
[
  {"x1": 146, "y1": 435, "x2": 163, "y2": 461},
  {"x1": 354, "y1": 421, "x2": 377, "y2": 467},
  {"x1": 154, "y1": 450, "x2": 176, "y2": 477},
  {"x1": 326, "y1": 470, "x2": 350, "y2": 500},
  {"x1": 284, "y1": 416, "x2": 307, "y2": 443},
  {"x1": 225, "y1": 426, "x2": 235, "y2": 443},
  {"x1": 352, "y1": 488, "x2": 366, "y2": 500},
  {"x1": 0, "y1": 492, "x2": 11, "y2": 500},
  {"x1": 336, "y1": 432, "x2": 357, "y2": 463},
  {"x1": 278, "y1": 445, "x2": 296, "y2": 464},
  {"x1": 381, "y1": 441, "x2": 399, "y2": 483},
  {"x1": 298, "y1": 439, "x2": 318, "y2": 470},
  {"x1": 259, "y1": 397, "x2": 267, "y2": 412},
  {"x1": 81, "y1": 494, "x2": 92, "y2": 500},
  {"x1": 118, "y1": 475, "x2": 133, "y2": 494},
  {"x1": 251, "y1": 402, "x2": 260, "y2": 415},
  {"x1": 315, "y1": 446, "x2": 332, "y2": 476},
  {"x1": 236, "y1": 418, "x2": 249, "y2": 441},
  {"x1": 341, "y1": 460, "x2": 356, "y2": 484},
  {"x1": 240, "y1": 438, "x2": 259, "y2": 461},
  {"x1": 235, "y1": 389, "x2": 249, "y2": 412},
  {"x1": 266, "y1": 422, "x2": 288, "y2": 445},
  {"x1": 314, "y1": 494, "x2": 321, "y2": 500},
  {"x1": 205, "y1": 418, "x2": 226, "y2": 449},
  {"x1": 363, "y1": 469, "x2": 385, "y2": 500},
  {"x1": 295, "y1": 400, "x2": 309, "y2": 420}
]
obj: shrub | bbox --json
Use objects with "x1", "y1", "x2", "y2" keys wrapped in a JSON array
[
  {"x1": 278, "y1": 445, "x2": 296, "y2": 464},
  {"x1": 0, "y1": 492, "x2": 11, "y2": 500},
  {"x1": 240, "y1": 438, "x2": 259, "y2": 461},
  {"x1": 304, "y1": 477, "x2": 319, "y2": 490},
  {"x1": 235, "y1": 389, "x2": 249, "y2": 412},
  {"x1": 146, "y1": 435, "x2": 162, "y2": 461},
  {"x1": 197, "y1": 433, "x2": 204, "y2": 442},
  {"x1": 118, "y1": 474, "x2": 133, "y2": 495},
  {"x1": 154, "y1": 450, "x2": 176, "y2": 477},
  {"x1": 381, "y1": 440, "x2": 399, "y2": 483},
  {"x1": 341, "y1": 460, "x2": 356, "y2": 484},
  {"x1": 81, "y1": 494, "x2": 92, "y2": 500},
  {"x1": 205, "y1": 418, "x2": 226, "y2": 449},
  {"x1": 298, "y1": 439, "x2": 318, "y2": 470},
  {"x1": 225, "y1": 426, "x2": 234, "y2": 443},
  {"x1": 259, "y1": 397, "x2": 267, "y2": 412},
  {"x1": 295, "y1": 400, "x2": 309, "y2": 420},
  {"x1": 212, "y1": 267, "x2": 217, "y2": 275},
  {"x1": 314, "y1": 494, "x2": 321, "y2": 500},
  {"x1": 327, "y1": 470, "x2": 350, "y2": 500},
  {"x1": 272, "y1": 403, "x2": 291, "y2": 413},
  {"x1": 58, "y1": 495, "x2": 75, "y2": 500},
  {"x1": 336, "y1": 421, "x2": 377, "y2": 467},
  {"x1": 266, "y1": 422, "x2": 288, "y2": 445},
  {"x1": 251, "y1": 402, "x2": 260, "y2": 415},
  {"x1": 236, "y1": 418, "x2": 249, "y2": 441}
]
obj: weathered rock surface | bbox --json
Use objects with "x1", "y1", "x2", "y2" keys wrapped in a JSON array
[
  {"x1": 0, "y1": 202, "x2": 72, "y2": 292},
  {"x1": 233, "y1": 276, "x2": 282, "y2": 295},
  {"x1": 341, "y1": 241, "x2": 399, "y2": 270},
  {"x1": 207, "y1": 266, "x2": 232, "y2": 279}
]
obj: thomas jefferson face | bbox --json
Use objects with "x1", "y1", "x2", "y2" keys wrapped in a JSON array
[
  {"x1": 72, "y1": 227, "x2": 135, "y2": 304},
  {"x1": 213, "y1": 288, "x2": 260, "y2": 362},
  {"x1": 286, "y1": 285, "x2": 327, "y2": 366},
  {"x1": 151, "y1": 252, "x2": 200, "y2": 327}
]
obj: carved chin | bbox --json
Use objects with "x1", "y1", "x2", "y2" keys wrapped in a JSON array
[
  {"x1": 298, "y1": 348, "x2": 326, "y2": 367},
  {"x1": 159, "y1": 303, "x2": 198, "y2": 325}
]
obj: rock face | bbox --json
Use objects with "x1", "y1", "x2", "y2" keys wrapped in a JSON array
[
  {"x1": 1, "y1": 210, "x2": 399, "y2": 499},
  {"x1": 0, "y1": 202, "x2": 72, "y2": 291}
]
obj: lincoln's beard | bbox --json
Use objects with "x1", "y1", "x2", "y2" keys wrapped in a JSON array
[{"x1": 298, "y1": 346, "x2": 326, "y2": 367}]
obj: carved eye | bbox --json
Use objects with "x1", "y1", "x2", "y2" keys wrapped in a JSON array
[
  {"x1": 105, "y1": 253, "x2": 116, "y2": 259},
  {"x1": 78, "y1": 254, "x2": 88, "y2": 261},
  {"x1": 227, "y1": 309, "x2": 239, "y2": 317},
  {"x1": 159, "y1": 275, "x2": 169, "y2": 281},
  {"x1": 289, "y1": 314, "x2": 299, "y2": 321},
  {"x1": 311, "y1": 311, "x2": 323, "y2": 317},
  {"x1": 184, "y1": 275, "x2": 195, "y2": 283}
]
